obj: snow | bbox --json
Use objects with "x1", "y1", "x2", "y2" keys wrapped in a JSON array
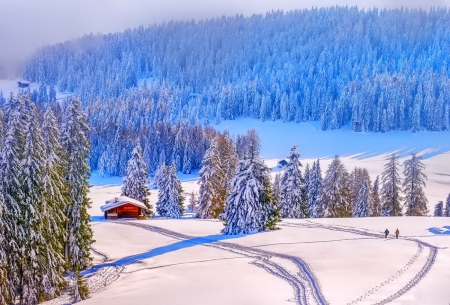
[
  {"x1": 64, "y1": 217, "x2": 450, "y2": 305},
  {"x1": 0, "y1": 78, "x2": 70, "y2": 100}
]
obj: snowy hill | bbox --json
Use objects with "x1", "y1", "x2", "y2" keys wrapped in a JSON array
[{"x1": 47, "y1": 217, "x2": 450, "y2": 305}]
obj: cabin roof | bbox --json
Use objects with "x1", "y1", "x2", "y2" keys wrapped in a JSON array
[
  {"x1": 17, "y1": 80, "x2": 30, "y2": 85},
  {"x1": 100, "y1": 196, "x2": 147, "y2": 212}
]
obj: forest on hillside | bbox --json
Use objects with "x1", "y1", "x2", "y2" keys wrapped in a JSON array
[{"x1": 19, "y1": 7, "x2": 450, "y2": 134}]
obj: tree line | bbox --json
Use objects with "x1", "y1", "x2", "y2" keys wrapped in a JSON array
[
  {"x1": 18, "y1": 7, "x2": 450, "y2": 133},
  {"x1": 0, "y1": 93, "x2": 92, "y2": 304}
]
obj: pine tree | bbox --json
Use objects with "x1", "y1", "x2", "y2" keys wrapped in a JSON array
[
  {"x1": 317, "y1": 156, "x2": 351, "y2": 218},
  {"x1": 308, "y1": 160, "x2": 323, "y2": 218},
  {"x1": 17, "y1": 100, "x2": 46, "y2": 305},
  {"x1": 188, "y1": 191, "x2": 197, "y2": 213},
  {"x1": 444, "y1": 194, "x2": 450, "y2": 217},
  {"x1": 222, "y1": 157, "x2": 280, "y2": 235},
  {"x1": 122, "y1": 144, "x2": 153, "y2": 217},
  {"x1": 156, "y1": 163, "x2": 184, "y2": 218},
  {"x1": 196, "y1": 139, "x2": 225, "y2": 219},
  {"x1": 381, "y1": 154, "x2": 403, "y2": 216},
  {"x1": 0, "y1": 190, "x2": 10, "y2": 305},
  {"x1": 371, "y1": 175, "x2": 382, "y2": 216},
  {"x1": 41, "y1": 108, "x2": 68, "y2": 301},
  {"x1": 434, "y1": 201, "x2": 444, "y2": 217},
  {"x1": 403, "y1": 153, "x2": 428, "y2": 216},
  {"x1": 1, "y1": 93, "x2": 25, "y2": 301},
  {"x1": 61, "y1": 98, "x2": 93, "y2": 273},
  {"x1": 353, "y1": 181, "x2": 371, "y2": 217},
  {"x1": 279, "y1": 145, "x2": 307, "y2": 218}
]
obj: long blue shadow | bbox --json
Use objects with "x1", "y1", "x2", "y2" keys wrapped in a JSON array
[
  {"x1": 83, "y1": 233, "x2": 244, "y2": 275},
  {"x1": 428, "y1": 227, "x2": 450, "y2": 235}
]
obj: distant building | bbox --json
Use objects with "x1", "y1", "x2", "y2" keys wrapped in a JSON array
[
  {"x1": 17, "y1": 81, "x2": 30, "y2": 88},
  {"x1": 101, "y1": 196, "x2": 148, "y2": 220},
  {"x1": 277, "y1": 160, "x2": 288, "y2": 168}
]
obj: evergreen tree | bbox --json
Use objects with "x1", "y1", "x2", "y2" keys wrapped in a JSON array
[
  {"x1": 371, "y1": 175, "x2": 382, "y2": 216},
  {"x1": 444, "y1": 194, "x2": 450, "y2": 217},
  {"x1": 196, "y1": 139, "x2": 225, "y2": 219},
  {"x1": 403, "y1": 153, "x2": 428, "y2": 216},
  {"x1": 1, "y1": 93, "x2": 25, "y2": 301},
  {"x1": 352, "y1": 181, "x2": 371, "y2": 217},
  {"x1": 188, "y1": 191, "x2": 197, "y2": 213},
  {"x1": 308, "y1": 160, "x2": 323, "y2": 218},
  {"x1": 156, "y1": 163, "x2": 184, "y2": 218},
  {"x1": 0, "y1": 190, "x2": 10, "y2": 305},
  {"x1": 272, "y1": 173, "x2": 282, "y2": 206},
  {"x1": 434, "y1": 201, "x2": 444, "y2": 217},
  {"x1": 222, "y1": 157, "x2": 280, "y2": 235},
  {"x1": 41, "y1": 108, "x2": 68, "y2": 300},
  {"x1": 380, "y1": 154, "x2": 403, "y2": 216},
  {"x1": 61, "y1": 98, "x2": 93, "y2": 272},
  {"x1": 279, "y1": 145, "x2": 307, "y2": 218},
  {"x1": 121, "y1": 144, "x2": 153, "y2": 217},
  {"x1": 317, "y1": 156, "x2": 351, "y2": 218}
]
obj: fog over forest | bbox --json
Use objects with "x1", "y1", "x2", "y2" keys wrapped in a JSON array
[{"x1": 0, "y1": 0, "x2": 448, "y2": 77}]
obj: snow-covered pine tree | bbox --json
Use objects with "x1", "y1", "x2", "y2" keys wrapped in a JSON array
[
  {"x1": 156, "y1": 163, "x2": 184, "y2": 218},
  {"x1": 434, "y1": 201, "x2": 444, "y2": 217},
  {"x1": 121, "y1": 144, "x2": 152, "y2": 217},
  {"x1": 1, "y1": 93, "x2": 25, "y2": 300},
  {"x1": 222, "y1": 157, "x2": 280, "y2": 235},
  {"x1": 188, "y1": 191, "x2": 197, "y2": 213},
  {"x1": 444, "y1": 194, "x2": 450, "y2": 217},
  {"x1": 153, "y1": 163, "x2": 164, "y2": 189},
  {"x1": 403, "y1": 153, "x2": 428, "y2": 216},
  {"x1": 279, "y1": 145, "x2": 307, "y2": 218},
  {"x1": 317, "y1": 156, "x2": 351, "y2": 218},
  {"x1": 41, "y1": 108, "x2": 68, "y2": 300},
  {"x1": 196, "y1": 139, "x2": 225, "y2": 219},
  {"x1": 371, "y1": 175, "x2": 382, "y2": 216},
  {"x1": 380, "y1": 154, "x2": 403, "y2": 216},
  {"x1": 17, "y1": 100, "x2": 46, "y2": 305},
  {"x1": 352, "y1": 181, "x2": 371, "y2": 217},
  {"x1": 61, "y1": 97, "x2": 93, "y2": 272},
  {"x1": 308, "y1": 160, "x2": 323, "y2": 218},
  {"x1": 182, "y1": 133, "x2": 194, "y2": 174}
]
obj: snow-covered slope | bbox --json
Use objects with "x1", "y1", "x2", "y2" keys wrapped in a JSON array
[{"x1": 68, "y1": 217, "x2": 450, "y2": 305}]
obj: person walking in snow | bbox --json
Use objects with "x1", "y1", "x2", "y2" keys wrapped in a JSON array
[
  {"x1": 395, "y1": 228, "x2": 399, "y2": 239},
  {"x1": 384, "y1": 229, "x2": 389, "y2": 238}
]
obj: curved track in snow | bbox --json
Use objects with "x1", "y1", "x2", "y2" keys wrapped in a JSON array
[
  {"x1": 280, "y1": 221, "x2": 438, "y2": 305},
  {"x1": 117, "y1": 221, "x2": 329, "y2": 305}
]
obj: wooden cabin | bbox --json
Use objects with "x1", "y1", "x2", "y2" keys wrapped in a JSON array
[
  {"x1": 101, "y1": 196, "x2": 148, "y2": 220},
  {"x1": 17, "y1": 81, "x2": 30, "y2": 88}
]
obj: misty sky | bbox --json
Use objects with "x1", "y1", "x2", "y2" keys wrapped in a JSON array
[{"x1": 0, "y1": 0, "x2": 449, "y2": 76}]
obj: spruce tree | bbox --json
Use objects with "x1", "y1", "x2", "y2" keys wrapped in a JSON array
[
  {"x1": 61, "y1": 98, "x2": 93, "y2": 272},
  {"x1": 222, "y1": 157, "x2": 280, "y2": 235},
  {"x1": 196, "y1": 139, "x2": 225, "y2": 219},
  {"x1": 0, "y1": 190, "x2": 10, "y2": 305},
  {"x1": 317, "y1": 156, "x2": 351, "y2": 218},
  {"x1": 41, "y1": 108, "x2": 68, "y2": 300},
  {"x1": 444, "y1": 194, "x2": 450, "y2": 217},
  {"x1": 1, "y1": 93, "x2": 25, "y2": 301},
  {"x1": 121, "y1": 144, "x2": 152, "y2": 217},
  {"x1": 371, "y1": 175, "x2": 382, "y2": 216},
  {"x1": 279, "y1": 145, "x2": 306, "y2": 218},
  {"x1": 403, "y1": 153, "x2": 428, "y2": 216},
  {"x1": 272, "y1": 173, "x2": 282, "y2": 206},
  {"x1": 156, "y1": 163, "x2": 184, "y2": 218},
  {"x1": 434, "y1": 201, "x2": 444, "y2": 217},
  {"x1": 188, "y1": 191, "x2": 197, "y2": 213},
  {"x1": 308, "y1": 160, "x2": 323, "y2": 218},
  {"x1": 381, "y1": 154, "x2": 403, "y2": 216},
  {"x1": 352, "y1": 181, "x2": 371, "y2": 217},
  {"x1": 18, "y1": 100, "x2": 46, "y2": 305}
]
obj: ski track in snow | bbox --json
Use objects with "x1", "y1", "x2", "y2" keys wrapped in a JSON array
[
  {"x1": 42, "y1": 220, "x2": 438, "y2": 305},
  {"x1": 280, "y1": 221, "x2": 438, "y2": 305},
  {"x1": 115, "y1": 221, "x2": 328, "y2": 305}
]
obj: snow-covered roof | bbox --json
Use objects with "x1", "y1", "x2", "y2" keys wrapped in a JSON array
[{"x1": 100, "y1": 196, "x2": 147, "y2": 212}]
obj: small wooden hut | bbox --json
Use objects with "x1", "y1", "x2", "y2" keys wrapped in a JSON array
[{"x1": 101, "y1": 196, "x2": 148, "y2": 220}]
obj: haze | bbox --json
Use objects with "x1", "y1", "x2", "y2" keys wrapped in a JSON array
[{"x1": 0, "y1": 0, "x2": 449, "y2": 77}]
